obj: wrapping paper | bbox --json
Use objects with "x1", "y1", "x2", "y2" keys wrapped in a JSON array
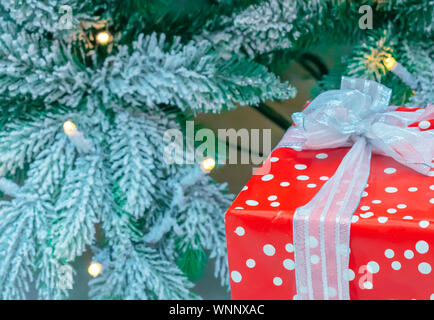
[{"x1": 225, "y1": 107, "x2": 434, "y2": 300}]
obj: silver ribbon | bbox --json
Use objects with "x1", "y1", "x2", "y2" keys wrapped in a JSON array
[{"x1": 277, "y1": 77, "x2": 434, "y2": 299}]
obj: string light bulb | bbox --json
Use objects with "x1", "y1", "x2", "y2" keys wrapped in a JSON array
[
  {"x1": 62, "y1": 120, "x2": 92, "y2": 153},
  {"x1": 383, "y1": 54, "x2": 418, "y2": 89},
  {"x1": 383, "y1": 55, "x2": 397, "y2": 70},
  {"x1": 88, "y1": 262, "x2": 102, "y2": 277},
  {"x1": 63, "y1": 120, "x2": 77, "y2": 136},
  {"x1": 201, "y1": 158, "x2": 216, "y2": 173},
  {"x1": 96, "y1": 31, "x2": 111, "y2": 45}
]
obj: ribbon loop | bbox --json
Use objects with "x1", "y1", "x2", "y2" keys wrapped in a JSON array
[
  {"x1": 277, "y1": 77, "x2": 434, "y2": 300},
  {"x1": 291, "y1": 77, "x2": 392, "y2": 149}
]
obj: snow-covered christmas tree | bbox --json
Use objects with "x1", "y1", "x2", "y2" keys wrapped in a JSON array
[{"x1": 0, "y1": 0, "x2": 432, "y2": 299}]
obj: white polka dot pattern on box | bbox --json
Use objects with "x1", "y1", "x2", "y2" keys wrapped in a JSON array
[
  {"x1": 360, "y1": 212, "x2": 374, "y2": 218},
  {"x1": 283, "y1": 259, "x2": 295, "y2": 270},
  {"x1": 419, "y1": 221, "x2": 430, "y2": 228},
  {"x1": 263, "y1": 244, "x2": 275, "y2": 256},
  {"x1": 385, "y1": 187, "x2": 398, "y2": 193},
  {"x1": 296, "y1": 175, "x2": 309, "y2": 181},
  {"x1": 416, "y1": 241, "x2": 429, "y2": 254},
  {"x1": 294, "y1": 164, "x2": 307, "y2": 170},
  {"x1": 367, "y1": 261, "x2": 380, "y2": 274},
  {"x1": 418, "y1": 263, "x2": 432, "y2": 275},
  {"x1": 285, "y1": 243, "x2": 294, "y2": 253},
  {"x1": 273, "y1": 277, "x2": 283, "y2": 286},
  {"x1": 384, "y1": 249, "x2": 394, "y2": 258},
  {"x1": 246, "y1": 259, "x2": 256, "y2": 268},
  {"x1": 377, "y1": 217, "x2": 388, "y2": 223},
  {"x1": 307, "y1": 183, "x2": 317, "y2": 188},
  {"x1": 234, "y1": 226, "x2": 245, "y2": 236},
  {"x1": 404, "y1": 250, "x2": 414, "y2": 259},
  {"x1": 227, "y1": 146, "x2": 434, "y2": 299},
  {"x1": 245, "y1": 200, "x2": 258, "y2": 206},
  {"x1": 261, "y1": 174, "x2": 274, "y2": 181},
  {"x1": 231, "y1": 271, "x2": 242, "y2": 283},
  {"x1": 316, "y1": 153, "x2": 328, "y2": 159},
  {"x1": 391, "y1": 261, "x2": 401, "y2": 270}
]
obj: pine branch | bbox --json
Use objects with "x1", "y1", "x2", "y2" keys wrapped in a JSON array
[
  {"x1": 0, "y1": 0, "x2": 95, "y2": 35},
  {"x1": 25, "y1": 134, "x2": 76, "y2": 199},
  {"x1": 51, "y1": 154, "x2": 111, "y2": 261},
  {"x1": 200, "y1": 0, "x2": 433, "y2": 61},
  {"x1": 0, "y1": 112, "x2": 63, "y2": 175},
  {"x1": 198, "y1": 0, "x2": 301, "y2": 58},
  {"x1": 93, "y1": 32, "x2": 295, "y2": 113},
  {"x1": 402, "y1": 41, "x2": 434, "y2": 107},
  {"x1": 89, "y1": 243, "x2": 197, "y2": 300},
  {"x1": 36, "y1": 247, "x2": 73, "y2": 300},
  {"x1": 90, "y1": 206, "x2": 196, "y2": 300},
  {"x1": 108, "y1": 108, "x2": 173, "y2": 219},
  {"x1": 0, "y1": 20, "x2": 91, "y2": 109},
  {"x1": 170, "y1": 167, "x2": 233, "y2": 287},
  {"x1": 378, "y1": 0, "x2": 434, "y2": 38},
  {"x1": 0, "y1": 188, "x2": 55, "y2": 299}
]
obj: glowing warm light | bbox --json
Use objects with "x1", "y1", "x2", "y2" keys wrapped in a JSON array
[
  {"x1": 201, "y1": 158, "x2": 216, "y2": 172},
  {"x1": 96, "y1": 31, "x2": 110, "y2": 45},
  {"x1": 384, "y1": 55, "x2": 397, "y2": 70},
  {"x1": 88, "y1": 262, "x2": 102, "y2": 277},
  {"x1": 63, "y1": 120, "x2": 77, "y2": 136}
]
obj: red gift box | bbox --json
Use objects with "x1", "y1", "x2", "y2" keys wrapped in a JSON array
[{"x1": 225, "y1": 108, "x2": 434, "y2": 300}]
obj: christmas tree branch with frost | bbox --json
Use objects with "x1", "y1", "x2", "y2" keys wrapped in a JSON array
[
  {"x1": 0, "y1": 0, "x2": 295, "y2": 300},
  {"x1": 0, "y1": 0, "x2": 432, "y2": 300}
]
